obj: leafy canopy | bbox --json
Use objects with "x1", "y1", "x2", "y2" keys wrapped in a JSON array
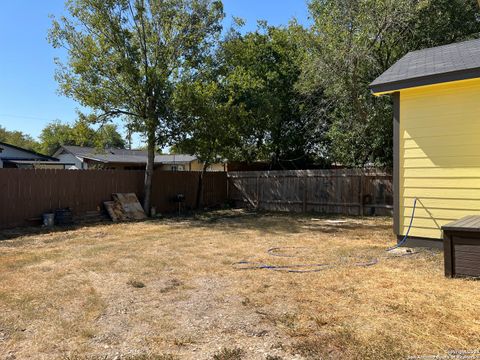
[
  {"x1": 49, "y1": 0, "x2": 224, "y2": 143},
  {"x1": 173, "y1": 73, "x2": 235, "y2": 167},
  {"x1": 299, "y1": 0, "x2": 480, "y2": 167},
  {"x1": 50, "y1": 0, "x2": 224, "y2": 211},
  {"x1": 219, "y1": 23, "x2": 323, "y2": 166},
  {"x1": 172, "y1": 21, "x2": 327, "y2": 169},
  {"x1": 38, "y1": 118, "x2": 126, "y2": 155},
  {"x1": 0, "y1": 126, "x2": 39, "y2": 152}
]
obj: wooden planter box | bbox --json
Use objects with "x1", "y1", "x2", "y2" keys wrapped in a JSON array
[{"x1": 442, "y1": 216, "x2": 480, "y2": 278}]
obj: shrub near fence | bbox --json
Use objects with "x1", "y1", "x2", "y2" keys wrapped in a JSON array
[
  {"x1": 228, "y1": 169, "x2": 393, "y2": 216},
  {"x1": 0, "y1": 169, "x2": 228, "y2": 229}
]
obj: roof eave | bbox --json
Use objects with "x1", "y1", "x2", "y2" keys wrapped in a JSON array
[
  {"x1": 6, "y1": 160, "x2": 76, "y2": 165},
  {"x1": 160, "y1": 161, "x2": 191, "y2": 165},
  {"x1": 52, "y1": 147, "x2": 67, "y2": 158},
  {"x1": 0, "y1": 141, "x2": 58, "y2": 161},
  {"x1": 371, "y1": 67, "x2": 480, "y2": 95},
  {"x1": 82, "y1": 156, "x2": 110, "y2": 163}
]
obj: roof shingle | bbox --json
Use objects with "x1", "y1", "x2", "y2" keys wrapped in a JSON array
[
  {"x1": 370, "y1": 38, "x2": 480, "y2": 93},
  {"x1": 60, "y1": 145, "x2": 196, "y2": 164}
]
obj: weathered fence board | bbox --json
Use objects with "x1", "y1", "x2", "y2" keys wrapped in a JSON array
[
  {"x1": 228, "y1": 169, "x2": 393, "y2": 216},
  {"x1": 0, "y1": 169, "x2": 228, "y2": 229},
  {"x1": 0, "y1": 168, "x2": 390, "y2": 230},
  {"x1": 151, "y1": 171, "x2": 227, "y2": 213}
]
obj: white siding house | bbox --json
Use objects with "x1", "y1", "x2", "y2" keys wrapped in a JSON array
[
  {"x1": 53, "y1": 145, "x2": 226, "y2": 171},
  {"x1": 0, "y1": 142, "x2": 68, "y2": 168},
  {"x1": 54, "y1": 152, "x2": 86, "y2": 170}
]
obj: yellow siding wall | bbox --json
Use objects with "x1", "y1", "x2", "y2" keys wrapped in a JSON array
[
  {"x1": 159, "y1": 164, "x2": 187, "y2": 171},
  {"x1": 158, "y1": 161, "x2": 225, "y2": 171},
  {"x1": 189, "y1": 160, "x2": 226, "y2": 172},
  {"x1": 400, "y1": 78, "x2": 480, "y2": 239},
  {"x1": 189, "y1": 160, "x2": 206, "y2": 171}
]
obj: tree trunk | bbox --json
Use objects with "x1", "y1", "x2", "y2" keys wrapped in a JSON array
[
  {"x1": 143, "y1": 131, "x2": 155, "y2": 216},
  {"x1": 195, "y1": 162, "x2": 209, "y2": 210}
]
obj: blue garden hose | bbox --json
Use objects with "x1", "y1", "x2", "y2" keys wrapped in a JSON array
[{"x1": 387, "y1": 197, "x2": 418, "y2": 251}]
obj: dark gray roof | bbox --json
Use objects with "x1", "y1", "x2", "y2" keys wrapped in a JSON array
[
  {"x1": 370, "y1": 38, "x2": 480, "y2": 93},
  {"x1": 0, "y1": 141, "x2": 58, "y2": 161},
  {"x1": 57, "y1": 145, "x2": 196, "y2": 164},
  {"x1": 6, "y1": 160, "x2": 74, "y2": 165}
]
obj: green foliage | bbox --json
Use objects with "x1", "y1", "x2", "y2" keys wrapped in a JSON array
[
  {"x1": 50, "y1": 0, "x2": 224, "y2": 211},
  {"x1": 174, "y1": 0, "x2": 480, "y2": 169},
  {"x1": 49, "y1": 0, "x2": 224, "y2": 139},
  {"x1": 300, "y1": 0, "x2": 480, "y2": 167},
  {"x1": 48, "y1": 0, "x2": 480, "y2": 171},
  {"x1": 39, "y1": 121, "x2": 76, "y2": 155},
  {"x1": 38, "y1": 119, "x2": 125, "y2": 155},
  {"x1": 173, "y1": 75, "x2": 234, "y2": 167},
  {"x1": 172, "y1": 21, "x2": 331, "y2": 169},
  {"x1": 0, "y1": 125, "x2": 40, "y2": 152},
  {"x1": 96, "y1": 124, "x2": 127, "y2": 149},
  {"x1": 216, "y1": 23, "x2": 325, "y2": 166},
  {"x1": 405, "y1": 0, "x2": 480, "y2": 50}
]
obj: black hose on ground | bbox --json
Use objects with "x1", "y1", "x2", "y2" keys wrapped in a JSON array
[
  {"x1": 233, "y1": 247, "x2": 379, "y2": 273},
  {"x1": 233, "y1": 202, "x2": 430, "y2": 274}
]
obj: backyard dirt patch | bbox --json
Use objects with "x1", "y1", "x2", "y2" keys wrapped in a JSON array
[{"x1": 1, "y1": 210, "x2": 479, "y2": 359}]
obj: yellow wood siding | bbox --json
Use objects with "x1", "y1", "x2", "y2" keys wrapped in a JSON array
[
  {"x1": 399, "y1": 79, "x2": 480, "y2": 239},
  {"x1": 189, "y1": 160, "x2": 226, "y2": 172}
]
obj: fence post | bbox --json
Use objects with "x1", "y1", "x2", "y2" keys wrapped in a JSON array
[
  {"x1": 256, "y1": 175, "x2": 260, "y2": 207},
  {"x1": 302, "y1": 171, "x2": 307, "y2": 213},
  {"x1": 226, "y1": 173, "x2": 230, "y2": 203},
  {"x1": 359, "y1": 172, "x2": 364, "y2": 216}
]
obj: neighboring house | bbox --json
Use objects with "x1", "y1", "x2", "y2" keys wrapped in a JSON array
[
  {"x1": 370, "y1": 38, "x2": 480, "y2": 243},
  {"x1": 0, "y1": 141, "x2": 73, "y2": 169},
  {"x1": 53, "y1": 145, "x2": 227, "y2": 171}
]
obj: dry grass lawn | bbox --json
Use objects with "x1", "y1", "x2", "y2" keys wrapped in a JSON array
[{"x1": 1, "y1": 210, "x2": 480, "y2": 360}]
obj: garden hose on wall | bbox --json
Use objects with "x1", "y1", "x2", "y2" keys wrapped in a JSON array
[{"x1": 387, "y1": 197, "x2": 418, "y2": 251}]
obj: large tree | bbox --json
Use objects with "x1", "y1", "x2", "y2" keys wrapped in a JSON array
[
  {"x1": 216, "y1": 22, "x2": 322, "y2": 166},
  {"x1": 301, "y1": 0, "x2": 480, "y2": 167},
  {"x1": 50, "y1": 0, "x2": 224, "y2": 214},
  {"x1": 173, "y1": 61, "x2": 236, "y2": 206},
  {"x1": 173, "y1": 21, "x2": 331, "y2": 173},
  {"x1": 0, "y1": 125, "x2": 39, "y2": 151},
  {"x1": 38, "y1": 118, "x2": 126, "y2": 155}
]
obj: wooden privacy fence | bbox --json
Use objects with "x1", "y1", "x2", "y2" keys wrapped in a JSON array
[
  {"x1": 0, "y1": 168, "x2": 391, "y2": 229},
  {"x1": 228, "y1": 169, "x2": 393, "y2": 216},
  {"x1": 0, "y1": 169, "x2": 228, "y2": 229}
]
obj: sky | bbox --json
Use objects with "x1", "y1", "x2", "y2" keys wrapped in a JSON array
[{"x1": 0, "y1": 1, "x2": 310, "y2": 146}]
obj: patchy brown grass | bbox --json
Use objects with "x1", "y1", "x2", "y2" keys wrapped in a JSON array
[
  {"x1": 0, "y1": 210, "x2": 479, "y2": 359},
  {"x1": 212, "y1": 347, "x2": 245, "y2": 360}
]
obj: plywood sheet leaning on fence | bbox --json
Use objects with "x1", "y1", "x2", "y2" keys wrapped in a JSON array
[
  {"x1": 112, "y1": 193, "x2": 147, "y2": 220},
  {"x1": 104, "y1": 201, "x2": 127, "y2": 222},
  {"x1": 0, "y1": 169, "x2": 228, "y2": 229}
]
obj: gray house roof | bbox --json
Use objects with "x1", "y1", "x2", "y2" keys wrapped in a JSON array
[
  {"x1": 370, "y1": 38, "x2": 480, "y2": 94},
  {"x1": 0, "y1": 141, "x2": 58, "y2": 161},
  {"x1": 55, "y1": 145, "x2": 197, "y2": 165}
]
